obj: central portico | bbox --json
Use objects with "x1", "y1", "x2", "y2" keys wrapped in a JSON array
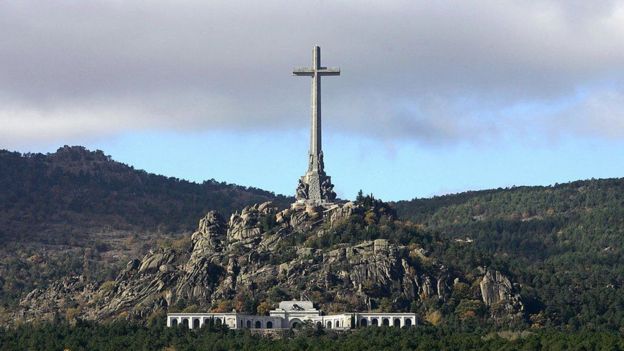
[{"x1": 293, "y1": 46, "x2": 339, "y2": 204}]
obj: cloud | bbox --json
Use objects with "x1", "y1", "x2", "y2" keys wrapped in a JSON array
[
  {"x1": 550, "y1": 89, "x2": 624, "y2": 139},
  {"x1": 1, "y1": 0, "x2": 623, "y2": 148}
]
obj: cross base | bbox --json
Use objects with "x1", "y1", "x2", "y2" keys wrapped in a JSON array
[{"x1": 296, "y1": 171, "x2": 336, "y2": 204}]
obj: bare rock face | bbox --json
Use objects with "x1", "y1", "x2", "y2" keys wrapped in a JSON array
[
  {"x1": 17, "y1": 275, "x2": 98, "y2": 323},
  {"x1": 326, "y1": 202, "x2": 357, "y2": 226},
  {"x1": 139, "y1": 249, "x2": 176, "y2": 274},
  {"x1": 479, "y1": 269, "x2": 524, "y2": 324},
  {"x1": 188, "y1": 211, "x2": 226, "y2": 267},
  {"x1": 227, "y1": 202, "x2": 276, "y2": 245},
  {"x1": 480, "y1": 270, "x2": 513, "y2": 306}
]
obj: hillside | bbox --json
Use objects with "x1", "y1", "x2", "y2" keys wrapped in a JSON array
[
  {"x1": 0, "y1": 145, "x2": 291, "y2": 242},
  {"x1": 0, "y1": 146, "x2": 291, "y2": 306},
  {"x1": 394, "y1": 179, "x2": 624, "y2": 329}
]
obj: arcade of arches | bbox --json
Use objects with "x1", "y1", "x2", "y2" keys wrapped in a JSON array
[{"x1": 167, "y1": 301, "x2": 417, "y2": 331}]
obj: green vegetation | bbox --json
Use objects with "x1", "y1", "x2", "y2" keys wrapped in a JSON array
[
  {"x1": 2, "y1": 320, "x2": 623, "y2": 351},
  {"x1": 306, "y1": 192, "x2": 410, "y2": 249},
  {"x1": 394, "y1": 178, "x2": 624, "y2": 330},
  {"x1": 0, "y1": 146, "x2": 291, "y2": 307},
  {"x1": 0, "y1": 146, "x2": 290, "y2": 242}
]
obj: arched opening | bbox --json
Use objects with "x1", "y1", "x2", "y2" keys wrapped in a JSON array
[
  {"x1": 316, "y1": 321, "x2": 322, "y2": 329},
  {"x1": 171, "y1": 319, "x2": 178, "y2": 327},
  {"x1": 290, "y1": 319, "x2": 303, "y2": 329},
  {"x1": 405, "y1": 319, "x2": 412, "y2": 327},
  {"x1": 215, "y1": 318, "x2": 222, "y2": 326},
  {"x1": 394, "y1": 318, "x2": 401, "y2": 327},
  {"x1": 360, "y1": 319, "x2": 368, "y2": 327},
  {"x1": 327, "y1": 321, "x2": 332, "y2": 329},
  {"x1": 336, "y1": 321, "x2": 340, "y2": 328},
  {"x1": 182, "y1": 318, "x2": 189, "y2": 328},
  {"x1": 255, "y1": 321, "x2": 262, "y2": 329},
  {"x1": 193, "y1": 318, "x2": 200, "y2": 329},
  {"x1": 246, "y1": 320, "x2": 252, "y2": 328},
  {"x1": 371, "y1": 318, "x2": 378, "y2": 326},
  {"x1": 382, "y1": 318, "x2": 390, "y2": 326},
  {"x1": 266, "y1": 321, "x2": 273, "y2": 329}
]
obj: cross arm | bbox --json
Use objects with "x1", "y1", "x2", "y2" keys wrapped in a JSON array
[
  {"x1": 318, "y1": 67, "x2": 341, "y2": 76},
  {"x1": 293, "y1": 67, "x2": 314, "y2": 76}
]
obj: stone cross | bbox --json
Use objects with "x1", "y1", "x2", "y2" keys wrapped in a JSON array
[{"x1": 293, "y1": 46, "x2": 339, "y2": 203}]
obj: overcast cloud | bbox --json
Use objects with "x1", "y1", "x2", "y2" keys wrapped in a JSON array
[{"x1": 1, "y1": 0, "x2": 623, "y2": 148}]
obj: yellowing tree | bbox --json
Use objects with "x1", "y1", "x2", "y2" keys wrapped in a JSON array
[{"x1": 256, "y1": 301, "x2": 271, "y2": 316}]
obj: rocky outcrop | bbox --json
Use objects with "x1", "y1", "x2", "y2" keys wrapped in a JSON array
[
  {"x1": 188, "y1": 211, "x2": 226, "y2": 267},
  {"x1": 479, "y1": 269, "x2": 524, "y2": 324},
  {"x1": 480, "y1": 270, "x2": 513, "y2": 306},
  {"x1": 227, "y1": 202, "x2": 276, "y2": 245},
  {"x1": 14, "y1": 201, "x2": 524, "y2": 325},
  {"x1": 18, "y1": 275, "x2": 98, "y2": 322},
  {"x1": 139, "y1": 249, "x2": 177, "y2": 274}
]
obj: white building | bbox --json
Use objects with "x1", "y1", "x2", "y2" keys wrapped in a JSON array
[{"x1": 167, "y1": 300, "x2": 417, "y2": 330}]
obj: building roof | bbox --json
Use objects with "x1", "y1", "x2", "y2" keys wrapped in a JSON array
[{"x1": 276, "y1": 300, "x2": 315, "y2": 311}]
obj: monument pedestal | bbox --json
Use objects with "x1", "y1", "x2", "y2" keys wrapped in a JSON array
[{"x1": 296, "y1": 170, "x2": 336, "y2": 205}]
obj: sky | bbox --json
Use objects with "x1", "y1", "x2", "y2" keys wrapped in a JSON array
[{"x1": 1, "y1": 0, "x2": 624, "y2": 201}]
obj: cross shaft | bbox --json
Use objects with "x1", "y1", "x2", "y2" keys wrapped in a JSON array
[{"x1": 293, "y1": 46, "x2": 340, "y2": 172}]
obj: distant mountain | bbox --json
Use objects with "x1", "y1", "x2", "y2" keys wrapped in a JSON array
[{"x1": 0, "y1": 145, "x2": 292, "y2": 243}]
